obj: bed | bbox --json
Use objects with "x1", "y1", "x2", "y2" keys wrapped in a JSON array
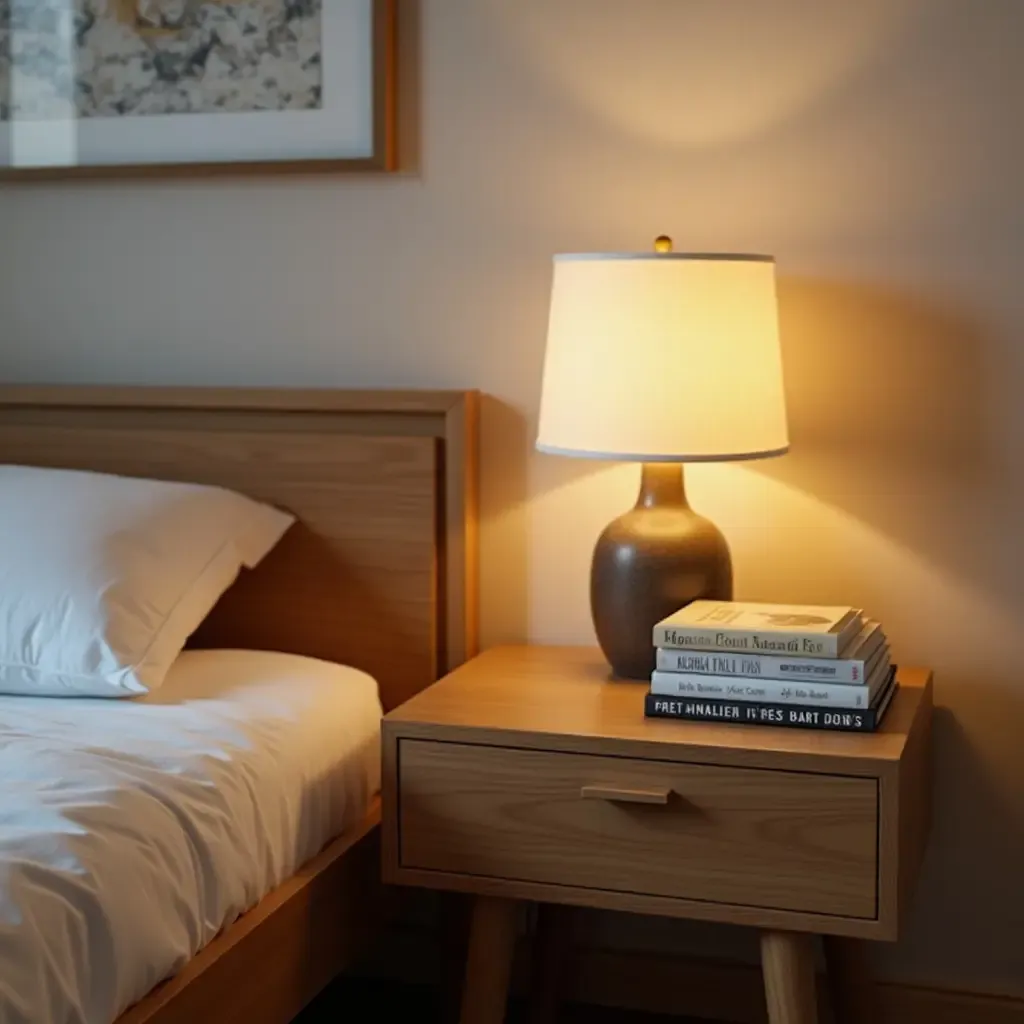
[{"x1": 0, "y1": 386, "x2": 479, "y2": 1024}]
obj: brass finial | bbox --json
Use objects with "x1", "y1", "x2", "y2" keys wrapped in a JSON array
[{"x1": 654, "y1": 235, "x2": 674, "y2": 254}]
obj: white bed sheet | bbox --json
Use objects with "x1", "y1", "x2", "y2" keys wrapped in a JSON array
[{"x1": 0, "y1": 649, "x2": 383, "y2": 1024}]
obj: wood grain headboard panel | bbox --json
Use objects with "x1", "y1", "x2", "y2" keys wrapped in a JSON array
[{"x1": 0, "y1": 387, "x2": 478, "y2": 710}]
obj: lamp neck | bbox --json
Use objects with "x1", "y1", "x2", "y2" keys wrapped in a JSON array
[{"x1": 635, "y1": 463, "x2": 689, "y2": 510}]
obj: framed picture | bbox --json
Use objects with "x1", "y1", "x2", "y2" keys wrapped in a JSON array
[{"x1": 0, "y1": 0, "x2": 395, "y2": 177}]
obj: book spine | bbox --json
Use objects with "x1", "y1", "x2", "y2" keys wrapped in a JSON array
[
  {"x1": 653, "y1": 625, "x2": 841, "y2": 658},
  {"x1": 644, "y1": 693, "x2": 881, "y2": 732},
  {"x1": 654, "y1": 648, "x2": 878, "y2": 684},
  {"x1": 650, "y1": 671, "x2": 877, "y2": 709}
]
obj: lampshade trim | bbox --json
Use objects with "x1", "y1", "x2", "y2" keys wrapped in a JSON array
[
  {"x1": 553, "y1": 252, "x2": 774, "y2": 264},
  {"x1": 535, "y1": 442, "x2": 790, "y2": 463}
]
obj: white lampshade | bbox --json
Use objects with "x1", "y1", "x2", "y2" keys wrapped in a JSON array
[{"x1": 536, "y1": 252, "x2": 789, "y2": 462}]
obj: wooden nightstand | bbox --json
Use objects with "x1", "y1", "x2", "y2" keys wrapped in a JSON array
[{"x1": 382, "y1": 646, "x2": 933, "y2": 1024}]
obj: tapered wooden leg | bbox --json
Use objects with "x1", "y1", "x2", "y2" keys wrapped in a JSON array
[
  {"x1": 441, "y1": 893, "x2": 473, "y2": 1023},
  {"x1": 761, "y1": 930, "x2": 819, "y2": 1024},
  {"x1": 823, "y1": 937, "x2": 881, "y2": 1024},
  {"x1": 528, "y1": 903, "x2": 575, "y2": 1024},
  {"x1": 460, "y1": 896, "x2": 520, "y2": 1024}
]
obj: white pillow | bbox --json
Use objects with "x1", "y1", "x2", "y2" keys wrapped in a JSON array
[{"x1": 0, "y1": 465, "x2": 295, "y2": 697}]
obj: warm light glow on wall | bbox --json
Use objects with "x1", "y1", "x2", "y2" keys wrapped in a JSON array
[{"x1": 489, "y1": 2, "x2": 918, "y2": 149}]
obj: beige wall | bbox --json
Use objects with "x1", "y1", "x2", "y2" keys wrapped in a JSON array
[{"x1": 2, "y1": 0, "x2": 1023, "y2": 1000}]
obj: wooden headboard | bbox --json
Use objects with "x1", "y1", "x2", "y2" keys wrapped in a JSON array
[{"x1": 0, "y1": 387, "x2": 478, "y2": 710}]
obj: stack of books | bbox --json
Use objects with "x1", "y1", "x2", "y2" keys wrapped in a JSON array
[{"x1": 644, "y1": 601, "x2": 897, "y2": 733}]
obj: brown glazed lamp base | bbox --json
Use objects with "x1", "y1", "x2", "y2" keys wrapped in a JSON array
[{"x1": 591, "y1": 463, "x2": 733, "y2": 680}]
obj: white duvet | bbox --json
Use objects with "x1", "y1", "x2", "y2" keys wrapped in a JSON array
[{"x1": 0, "y1": 649, "x2": 383, "y2": 1024}]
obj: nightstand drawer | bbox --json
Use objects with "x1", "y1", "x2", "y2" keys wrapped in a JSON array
[{"x1": 398, "y1": 739, "x2": 878, "y2": 919}]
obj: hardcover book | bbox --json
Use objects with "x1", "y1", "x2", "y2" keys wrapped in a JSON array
[
  {"x1": 654, "y1": 621, "x2": 887, "y2": 684},
  {"x1": 653, "y1": 600, "x2": 863, "y2": 659},
  {"x1": 644, "y1": 667, "x2": 898, "y2": 733},
  {"x1": 650, "y1": 652, "x2": 891, "y2": 709}
]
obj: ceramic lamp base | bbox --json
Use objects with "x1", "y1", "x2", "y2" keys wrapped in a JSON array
[{"x1": 590, "y1": 463, "x2": 732, "y2": 680}]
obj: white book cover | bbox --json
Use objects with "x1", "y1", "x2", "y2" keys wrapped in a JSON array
[
  {"x1": 650, "y1": 655, "x2": 892, "y2": 709},
  {"x1": 654, "y1": 600, "x2": 863, "y2": 659},
  {"x1": 655, "y1": 621, "x2": 887, "y2": 684}
]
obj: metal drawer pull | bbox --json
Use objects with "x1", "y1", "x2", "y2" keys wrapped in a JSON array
[{"x1": 580, "y1": 784, "x2": 671, "y2": 805}]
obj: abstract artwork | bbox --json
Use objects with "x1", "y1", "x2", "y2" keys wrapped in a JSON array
[{"x1": 0, "y1": 0, "x2": 394, "y2": 174}]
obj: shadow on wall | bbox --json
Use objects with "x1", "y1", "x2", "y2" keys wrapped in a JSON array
[
  {"x1": 776, "y1": 277, "x2": 986, "y2": 465},
  {"x1": 764, "y1": 276, "x2": 1021, "y2": 610},
  {"x1": 894, "y1": 704, "x2": 1024, "y2": 993}
]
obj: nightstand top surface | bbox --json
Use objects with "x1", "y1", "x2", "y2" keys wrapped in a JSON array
[{"x1": 386, "y1": 645, "x2": 932, "y2": 774}]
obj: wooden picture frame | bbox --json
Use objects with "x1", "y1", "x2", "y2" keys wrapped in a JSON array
[{"x1": 0, "y1": 0, "x2": 396, "y2": 179}]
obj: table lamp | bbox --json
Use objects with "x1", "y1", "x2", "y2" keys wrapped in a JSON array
[{"x1": 536, "y1": 238, "x2": 789, "y2": 679}]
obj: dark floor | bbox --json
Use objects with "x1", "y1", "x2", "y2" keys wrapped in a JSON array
[{"x1": 298, "y1": 976, "x2": 721, "y2": 1023}]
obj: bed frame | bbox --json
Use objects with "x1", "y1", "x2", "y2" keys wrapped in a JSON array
[{"x1": 0, "y1": 386, "x2": 479, "y2": 1024}]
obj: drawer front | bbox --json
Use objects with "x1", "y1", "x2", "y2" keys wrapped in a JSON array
[{"x1": 399, "y1": 740, "x2": 878, "y2": 919}]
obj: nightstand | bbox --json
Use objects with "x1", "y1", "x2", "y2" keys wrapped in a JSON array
[{"x1": 382, "y1": 646, "x2": 933, "y2": 1024}]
